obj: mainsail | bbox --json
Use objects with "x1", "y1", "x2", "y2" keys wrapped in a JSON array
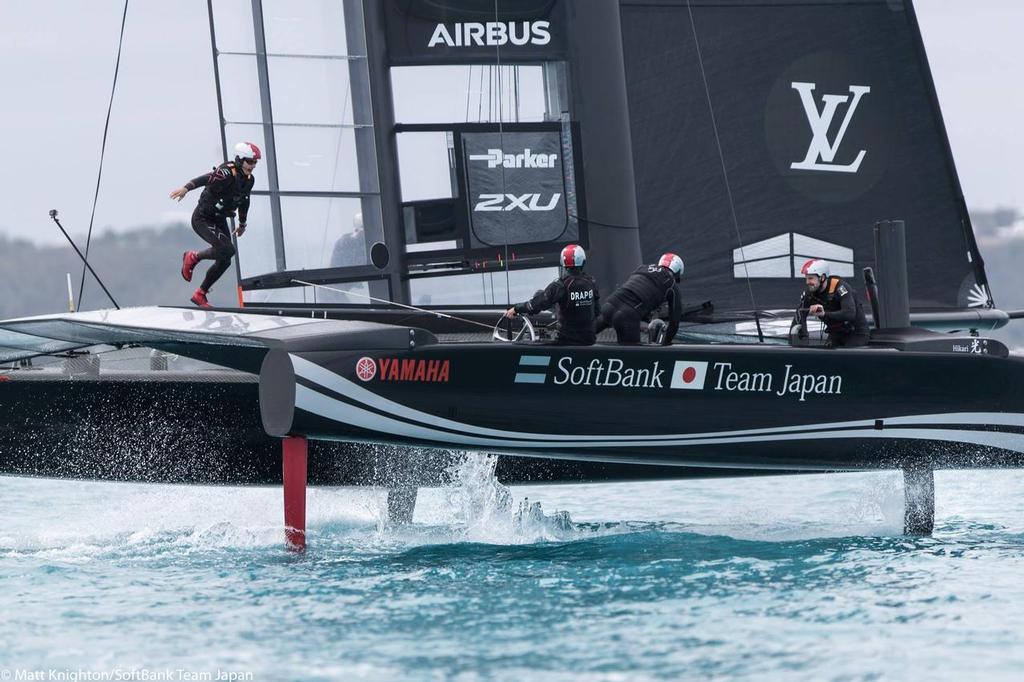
[{"x1": 620, "y1": 0, "x2": 990, "y2": 313}]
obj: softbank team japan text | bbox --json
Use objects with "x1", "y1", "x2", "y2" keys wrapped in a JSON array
[
  {"x1": 549, "y1": 357, "x2": 842, "y2": 401},
  {"x1": 712, "y1": 362, "x2": 842, "y2": 401}
]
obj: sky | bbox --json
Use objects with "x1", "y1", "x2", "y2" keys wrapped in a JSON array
[{"x1": 0, "y1": 0, "x2": 1021, "y2": 246}]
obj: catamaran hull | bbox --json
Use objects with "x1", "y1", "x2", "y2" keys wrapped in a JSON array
[
  {"x1": 260, "y1": 343, "x2": 1024, "y2": 471},
  {"x1": 0, "y1": 371, "x2": 787, "y2": 485}
]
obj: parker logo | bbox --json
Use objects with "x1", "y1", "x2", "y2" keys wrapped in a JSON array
[
  {"x1": 670, "y1": 361, "x2": 708, "y2": 390},
  {"x1": 474, "y1": 193, "x2": 562, "y2": 212},
  {"x1": 365, "y1": 357, "x2": 451, "y2": 383},
  {"x1": 428, "y1": 21, "x2": 551, "y2": 48},
  {"x1": 469, "y1": 148, "x2": 559, "y2": 169},
  {"x1": 790, "y1": 81, "x2": 871, "y2": 174}
]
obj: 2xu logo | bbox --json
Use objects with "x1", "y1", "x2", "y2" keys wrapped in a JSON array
[
  {"x1": 790, "y1": 81, "x2": 871, "y2": 174},
  {"x1": 474, "y1": 193, "x2": 562, "y2": 212}
]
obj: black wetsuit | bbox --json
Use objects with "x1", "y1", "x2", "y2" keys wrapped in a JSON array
[
  {"x1": 595, "y1": 265, "x2": 682, "y2": 345},
  {"x1": 792, "y1": 275, "x2": 870, "y2": 347},
  {"x1": 512, "y1": 270, "x2": 599, "y2": 345},
  {"x1": 185, "y1": 162, "x2": 254, "y2": 291}
]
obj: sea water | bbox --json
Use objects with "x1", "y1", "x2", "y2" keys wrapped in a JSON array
[{"x1": 2, "y1": 458, "x2": 1024, "y2": 681}]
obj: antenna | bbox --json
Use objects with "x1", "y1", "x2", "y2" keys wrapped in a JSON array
[
  {"x1": 49, "y1": 210, "x2": 120, "y2": 310},
  {"x1": 66, "y1": 273, "x2": 75, "y2": 313}
]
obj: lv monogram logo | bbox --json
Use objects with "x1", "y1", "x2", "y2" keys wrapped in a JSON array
[{"x1": 790, "y1": 82, "x2": 871, "y2": 174}]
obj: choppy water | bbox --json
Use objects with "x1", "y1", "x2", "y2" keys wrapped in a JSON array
[{"x1": 3, "y1": 459, "x2": 1024, "y2": 681}]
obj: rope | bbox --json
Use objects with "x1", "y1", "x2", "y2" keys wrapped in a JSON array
[
  {"x1": 685, "y1": 0, "x2": 760, "y2": 325},
  {"x1": 291, "y1": 279, "x2": 495, "y2": 330},
  {"x1": 78, "y1": 0, "x2": 129, "y2": 308}
]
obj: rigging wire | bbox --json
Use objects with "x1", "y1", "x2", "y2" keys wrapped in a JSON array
[
  {"x1": 514, "y1": 65, "x2": 520, "y2": 123},
  {"x1": 685, "y1": 0, "x2": 762, "y2": 338},
  {"x1": 78, "y1": 0, "x2": 129, "y2": 309},
  {"x1": 477, "y1": 61, "x2": 485, "y2": 122},
  {"x1": 465, "y1": 64, "x2": 473, "y2": 122},
  {"x1": 292, "y1": 279, "x2": 494, "y2": 330},
  {"x1": 317, "y1": 75, "x2": 353, "y2": 268},
  {"x1": 494, "y1": 0, "x2": 512, "y2": 311}
]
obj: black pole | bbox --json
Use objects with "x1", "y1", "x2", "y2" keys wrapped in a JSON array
[
  {"x1": 566, "y1": 0, "x2": 642, "y2": 298},
  {"x1": 862, "y1": 267, "x2": 881, "y2": 329},
  {"x1": 873, "y1": 220, "x2": 911, "y2": 329},
  {"x1": 49, "y1": 211, "x2": 120, "y2": 310},
  {"x1": 753, "y1": 311, "x2": 764, "y2": 344}
]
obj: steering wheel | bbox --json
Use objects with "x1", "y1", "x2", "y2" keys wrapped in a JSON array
[{"x1": 492, "y1": 315, "x2": 537, "y2": 343}]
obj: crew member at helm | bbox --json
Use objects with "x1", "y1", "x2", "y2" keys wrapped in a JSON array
[
  {"x1": 792, "y1": 258, "x2": 869, "y2": 347},
  {"x1": 170, "y1": 142, "x2": 261, "y2": 308},
  {"x1": 594, "y1": 253, "x2": 683, "y2": 345},
  {"x1": 504, "y1": 244, "x2": 599, "y2": 345}
]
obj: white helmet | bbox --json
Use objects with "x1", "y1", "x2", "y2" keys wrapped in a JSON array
[
  {"x1": 233, "y1": 141, "x2": 262, "y2": 163},
  {"x1": 658, "y1": 253, "x2": 684, "y2": 281},
  {"x1": 560, "y1": 244, "x2": 586, "y2": 268},
  {"x1": 801, "y1": 259, "x2": 830, "y2": 291}
]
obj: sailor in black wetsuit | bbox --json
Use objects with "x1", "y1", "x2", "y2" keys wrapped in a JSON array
[
  {"x1": 504, "y1": 244, "x2": 599, "y2": 345},
  {"x1": 170, "y1": 142, "x2": 260, "y2": 308},
  {"x1": 594, "y1": 253, "x2": 683, "y2": 345},
  {"x1": 791, "y1": 259, "x2": 870, "y2": 348}
]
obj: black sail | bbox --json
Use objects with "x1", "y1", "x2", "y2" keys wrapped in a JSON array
[{"x1": 619, "y1": 0, "x2": 989, "y2": 312}]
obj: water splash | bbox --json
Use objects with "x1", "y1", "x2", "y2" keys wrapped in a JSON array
[{"x1": 407, "y1": 451, "x2": 581, "y2": 545}]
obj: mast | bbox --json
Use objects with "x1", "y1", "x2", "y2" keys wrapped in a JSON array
[{"x1": 566, "y1": 0, "x2": 642, "y2": 296}]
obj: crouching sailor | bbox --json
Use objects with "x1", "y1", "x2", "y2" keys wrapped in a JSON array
[
  {"x1": 791, "y1": 259, "x2": 869, "y2": 348},
  {"x1": 595, "y1": 253, "x2": 683, "y2": 345},
  {"x1": 504, "y1": 244, "x2": 599, "y2": 345}
]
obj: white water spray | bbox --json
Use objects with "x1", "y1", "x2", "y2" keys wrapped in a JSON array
[{"x1": 401, "y1": 451, "x2": 579, "y2": 544}]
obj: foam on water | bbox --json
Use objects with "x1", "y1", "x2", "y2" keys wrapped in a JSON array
[{"x1": 3, "y1": 463, "x2": 1024, "y2": 680}]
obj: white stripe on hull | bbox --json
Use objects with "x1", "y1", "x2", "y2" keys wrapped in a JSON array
[
  {"x1": 291, "y1": 355, "x2": 1024, "y2": 445},
  {"x1": 294, "y1": 382, "x2": 1024, "y2": 455}
]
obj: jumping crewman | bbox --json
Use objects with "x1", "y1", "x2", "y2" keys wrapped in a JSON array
[{"x1": 170, "y1": 142, "x2": 260, "y2": 308}]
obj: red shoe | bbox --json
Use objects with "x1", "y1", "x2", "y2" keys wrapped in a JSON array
[
  {"x1": 181, "y1": 251, "x2": 200, "y2": 282},
  {"x1": 190, "y1": 288, "x2": 211, "y2": 308}
]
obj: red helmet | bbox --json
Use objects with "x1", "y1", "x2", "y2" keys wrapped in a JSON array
[
  {"x1": 801, "y1": 259, "x2": 830, "y2": 278},
  {"x1": 560, "y1": 244, "x2": 586, "y2": 268},
  {"x1": 801, "y1": 259, "x2": 830, "y2": 290},
  {"x1": 234, "y1": 141, "x2": 262, "y2": 162},
  {"x1": 658, "y1": 252, "x2": 683, "y2": 280}
]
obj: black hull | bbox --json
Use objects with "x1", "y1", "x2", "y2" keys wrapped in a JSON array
[
  {"x1": 260, "y1": 342, "x2": 1024, "y2": 470},
  {"x1": 0, "y1": 372, "x2": 786, "y2": 486}
]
